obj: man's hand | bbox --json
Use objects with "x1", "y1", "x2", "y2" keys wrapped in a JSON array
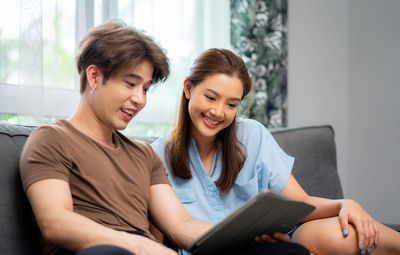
[
  {"x1": 123, "y1": 233, "x2": 177, "y2": 255},
  {"x1": 253, "y1": 232, "x2": 291, "y2": 244}
]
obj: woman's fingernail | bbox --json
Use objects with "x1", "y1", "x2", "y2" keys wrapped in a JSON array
[
  {"x1": 361, "y1": 251, "x2": 366, "y2": 255},
  {"x1": 343, "y1": 229, "x2": 348, "y2": 235},
  {"x1": 367, "y1": 248, "x2": 372, "y2": 253},
  {"x1": 360, "y1": 244, "x2": 364, "y2": 250},
  {"x1": 375, "y1": 241, "x2": 379, "y2": 245}
]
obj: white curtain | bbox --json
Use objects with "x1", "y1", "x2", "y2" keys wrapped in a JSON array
[
  {"x1": 0, "y1": 0, "x2": 78, "y2": 125},
  {"x1": 0, "y1": 0, "x2": 230, "y2": 135}
]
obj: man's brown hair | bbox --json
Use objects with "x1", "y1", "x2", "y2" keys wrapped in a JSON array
[{"x1": 76, "y1": 19, "x2": 169, "y2": 93}]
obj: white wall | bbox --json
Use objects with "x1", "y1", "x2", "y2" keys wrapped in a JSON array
[{"x1": 288, "y1": 0, "x2": 400, "y2": 223}]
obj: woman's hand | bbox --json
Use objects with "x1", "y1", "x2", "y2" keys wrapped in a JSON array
[
  {"x1": 254, "y1": 232, "x2": 290, "y2": 244},
  {"x1": 339, "y1": 199, "x2": 379, "y2": 253}
]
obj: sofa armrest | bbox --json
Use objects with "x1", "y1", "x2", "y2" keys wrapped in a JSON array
[
  {"x1": 271, "y1": 125, "x2": 400, "y2": 232},
  {"x1": 0, "y1": 123, "x2": 42, "y2": 254},
  {"x1": 384, "y1": 224, "x2": 400, "y2": 232}
]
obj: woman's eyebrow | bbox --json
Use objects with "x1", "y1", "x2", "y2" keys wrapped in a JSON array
[{"x1": 206, "y1": 88, "x2": 241, "y2": 101}]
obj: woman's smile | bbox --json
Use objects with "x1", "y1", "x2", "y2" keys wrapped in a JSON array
[{"x1": 202, "y1": 113, "x2": 222, "y2": 128}]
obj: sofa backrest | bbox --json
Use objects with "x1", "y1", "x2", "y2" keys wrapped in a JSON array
[
  {"x1": 0, "y1": 123, "x2": 343, "y2": 254},
  {"x1": 271, "y1": 125, "x2": 343, "y2": 199}
]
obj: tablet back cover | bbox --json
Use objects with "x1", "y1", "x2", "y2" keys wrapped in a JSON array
[{"x1": 188, "y1": 190, "x2": 315, "y2": 255}]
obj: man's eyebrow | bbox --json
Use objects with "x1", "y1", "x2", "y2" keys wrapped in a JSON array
[
  {"x1": 124, "y1": 73, "x2": 143, "y2": 80},
  {"x1": 206, "y1": 88, "x2": 241, "y2": 101},
  {"x1": 124, "y1": 73, "x2": 153, "y2": 84}
]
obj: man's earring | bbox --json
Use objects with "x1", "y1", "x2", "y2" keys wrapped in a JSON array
[{"x1": 90, "y1": 88, "x2": 94, "y2": 94}]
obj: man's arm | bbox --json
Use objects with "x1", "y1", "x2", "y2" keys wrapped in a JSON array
[
  {"x1": 149, "y1": 184, "x2": 213, "y2": 250},
  {"x1": 26, "y1": 179, "x2": 177, "y2": 255}
]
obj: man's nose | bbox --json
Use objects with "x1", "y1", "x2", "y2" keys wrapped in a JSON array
[{"x1": 130, "y1": 86, "x2": 145, "y2": 105}]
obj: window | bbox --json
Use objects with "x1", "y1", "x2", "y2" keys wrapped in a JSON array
[{"x1": 0, "y1": 0, "x2": 230, "y2": 136}]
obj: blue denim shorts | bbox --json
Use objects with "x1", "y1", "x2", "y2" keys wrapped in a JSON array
[{"x1": 288, "y1": 223, "x2": 303, "y2": 240}]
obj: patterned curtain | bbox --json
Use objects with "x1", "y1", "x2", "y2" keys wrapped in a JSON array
[{"x1": 231, "y1": 0, "x2": 288, "y2": 128}]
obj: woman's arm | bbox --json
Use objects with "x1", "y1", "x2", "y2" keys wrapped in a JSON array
[{"x1": 279, "y1": 175, "x2": 342, "y2": 220}]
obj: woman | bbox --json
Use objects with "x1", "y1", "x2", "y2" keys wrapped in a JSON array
[{"x1": 151, "y1": 48, "x2": 400, "y2": 255}]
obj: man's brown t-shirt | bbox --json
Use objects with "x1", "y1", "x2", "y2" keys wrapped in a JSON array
[{"x1": 20, "y1": 119, "x2": 170, "y2": 253}]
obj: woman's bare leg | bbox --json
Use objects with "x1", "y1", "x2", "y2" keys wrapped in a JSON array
[{"x1": 292, "y1": 216, "x2": 400, "y2": 255}]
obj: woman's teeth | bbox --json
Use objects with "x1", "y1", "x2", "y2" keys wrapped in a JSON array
[{"x1": 204, "y1": 115, "x2": 219, "y2": 125}]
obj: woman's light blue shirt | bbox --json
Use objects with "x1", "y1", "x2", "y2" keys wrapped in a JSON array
[{"x1": 151, "y1": 118, "x2": 294, "y2": 254}]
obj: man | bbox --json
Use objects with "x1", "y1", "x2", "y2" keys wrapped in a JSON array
[{"x1": 20, "y1": 20, "x2": 309, "y2": 255}]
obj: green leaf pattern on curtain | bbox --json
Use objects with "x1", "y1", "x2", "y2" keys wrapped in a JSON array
[{"x1": 231, "y1": 0, "x2": 288, "y2": 128}]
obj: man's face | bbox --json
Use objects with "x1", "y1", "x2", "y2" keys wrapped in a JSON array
[{"x1": 91, "y1": 61, "x2": 153, "y2": 131}]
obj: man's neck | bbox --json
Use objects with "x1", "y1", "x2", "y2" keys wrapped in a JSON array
[{"x1": 68, "y1": 102, "x2": 115, "y2": 149}]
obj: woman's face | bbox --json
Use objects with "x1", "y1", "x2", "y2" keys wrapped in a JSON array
[{"x1": 184, "y1": 73, "x2": 244, "y2": 142}]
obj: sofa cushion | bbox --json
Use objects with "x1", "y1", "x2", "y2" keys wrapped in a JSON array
[
  {"x1": 0, "y1": 123, "x2": 346, "y2": 254},
  {"x1": 0, "y1": 124, "x2": 158, "y2": 254},
  {"x1": 271, "y1": 125, "x2": 344, "y2": 199},
  {"x1": 0, "y1": 124, "x2": 41, "y2": 254}
]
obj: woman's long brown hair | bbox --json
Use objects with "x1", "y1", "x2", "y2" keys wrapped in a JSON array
[{"x1": 165, "y1": 48, "x2": 252, "y2": 192}]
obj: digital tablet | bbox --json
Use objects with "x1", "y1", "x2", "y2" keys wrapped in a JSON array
[{"x1": 188, "y1": 189, "x2": 315, "y2": 255}]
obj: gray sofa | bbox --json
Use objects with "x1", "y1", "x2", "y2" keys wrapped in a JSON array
[{"x1": 0, "y1": 122, "x2": 396, "y2": 254}]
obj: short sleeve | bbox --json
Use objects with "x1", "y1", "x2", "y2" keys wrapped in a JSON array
[
  {"x1": 260, "y1": 129, "x2": 294, "y2": 192},
  {"x1": 19, "y1": 126, "x2": 72, "y2": 192},
  {"x1": 237, "y1": 119, "x2": 294, "y2": 192},
  {"x1": 144, "y1": 142, "x2": 170, "y2": 186}
]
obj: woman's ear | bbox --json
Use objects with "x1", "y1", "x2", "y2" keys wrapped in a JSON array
[
  {"x1": 86, "y1": 64, "x2": 103, "y2": 91},
  {"x1": 183, "y1": 78, "x2": 192, "y2": 100}
]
